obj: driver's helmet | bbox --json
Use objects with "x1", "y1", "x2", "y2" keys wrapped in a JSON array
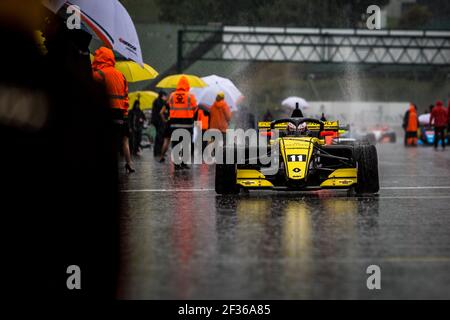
[
  {"x1": 298, "y1": 122, "x2": 308, "y2": 134},
  {"x1": 287, "y1": 122, "x2": 297, "y2": 134}
]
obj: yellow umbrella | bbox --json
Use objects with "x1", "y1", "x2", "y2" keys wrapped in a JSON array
[
  {"x1": 115, "y1": 61, "x2": 159, "y2": 82},
  {"x1": 156, "y1": 74, "x2": 207, "y2": 88},
  {"x1": 90, "y1": 54, "x2": 158, "y2": 82},
  {"x1": 128, "y1": 91, "x2": 158, "y2": 110}
]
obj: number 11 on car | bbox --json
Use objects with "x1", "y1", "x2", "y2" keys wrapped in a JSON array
[{"x1": 288, "y1": 155, "x2": 305, "y2": 162}]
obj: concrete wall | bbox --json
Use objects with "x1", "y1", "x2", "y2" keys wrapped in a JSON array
[{"x1": 308, "y1": 101, "x2": 408, "y2": 127}]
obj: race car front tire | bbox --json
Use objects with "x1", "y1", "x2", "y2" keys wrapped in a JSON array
[
  {"x1": 354, "y1": 144, "x2": 380, "y2": 194},
  {"x1": 215, "y1": 163, "x2": 239, "y2": 194}
]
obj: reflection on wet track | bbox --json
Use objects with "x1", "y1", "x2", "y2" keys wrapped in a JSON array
[{"x1": 118, "y1": 144, "x2": 450, "y2": 299}]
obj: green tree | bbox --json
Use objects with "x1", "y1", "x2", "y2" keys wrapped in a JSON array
[
  {"x1": 398, "y1": 4, "x2": 432, "y2": 29},
  {"x1": 154, "y1": 0, "x2": 389, "y2": 28}
]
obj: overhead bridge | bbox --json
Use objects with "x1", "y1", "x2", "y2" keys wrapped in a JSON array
[{"x1": 177, "y1": 26, "x2": 450, "y2": 69}]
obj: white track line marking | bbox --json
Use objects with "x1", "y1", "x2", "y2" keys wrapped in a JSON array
[
  {"x1": 121, "y1": 186, "x2": 450, "y2": 193},
  {"x1": 380, "y1": 196, "x2": 450, "y2": 199},
  {"x1": 382, "y1": 257, "x2": 450, "y2": 263},
  {"x1": 120, "y1": 193, "x2": 450, "y2": 199},
  {"x1": 120, "y1": 190, "x2": 450, "y2": 199}
]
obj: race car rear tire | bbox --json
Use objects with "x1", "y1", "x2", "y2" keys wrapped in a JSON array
[
  {"x1": 215, "y1": 163, "x2": 239, "y2": 194},
  {"x1": 354, "y1": 144, "x2": 380, "y2": 194}
]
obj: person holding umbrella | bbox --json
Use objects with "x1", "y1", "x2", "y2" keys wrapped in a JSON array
[
  {"x1": 209, "y1": 92, "x2": 232, "y2": 144},
  {"x1": 0, "y1": 1, "x2": 121, "y2": 297},
  {"x1": 159, "y1": 76, "x2": 198, "y2": 169},
  {"x1": 92, "y1": 46, "x2": 135, "y2": 173}
]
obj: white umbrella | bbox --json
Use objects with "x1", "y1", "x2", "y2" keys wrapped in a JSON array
[
  {"x1": 282, "y1": 96, "x2": 309, "y2": 109},
  {"x1": 42, "y1": 0, "x2": 143, "y2": 65},
  {"x1": 191, "y1": 75, "x2": 244, "y2": 112},
  {"x1": 419, "y1": 113, "x2": 430, "y2": 125},
  {"x1": 42, "y1": 0, "x2": 66, "y2": 12}
]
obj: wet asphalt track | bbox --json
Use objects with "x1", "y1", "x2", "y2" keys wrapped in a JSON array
[{"x1": 118, "y1": 143, "x2": 450, "y2": 299}]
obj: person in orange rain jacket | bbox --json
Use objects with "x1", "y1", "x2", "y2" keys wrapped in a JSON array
[
  {"x1": 159, "y1": 76, "x2": 198, "y2": 168},
  {"x1": 92, "y1": 46, "x2": 134, "y2": 173},
  {"x1": 209, "y1": 92, "x2": 232, "y2": 138},
  {"x1": 402, "y1": 103, "x2": 419, "y2": 146},
  {"x1": 195, "y1": 105, "x2": 210, "y2": 151},
  {"x1": 197, "y1": 107, "x2": 210, "y2": 131}
]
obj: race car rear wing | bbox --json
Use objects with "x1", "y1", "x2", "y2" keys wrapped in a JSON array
[{"x1": 258, "y1": 121, "x2": 340, "y2": 131}]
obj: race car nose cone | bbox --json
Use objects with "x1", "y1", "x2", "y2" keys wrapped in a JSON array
[{"x1": 286, "y1": 179, "x2": 307, "y2": 189}]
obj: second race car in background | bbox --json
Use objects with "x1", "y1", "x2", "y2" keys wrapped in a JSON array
[
  {"x1": 418, "y1": 125, "x2": 450, "y2": 146},
  {"x1": 338, "y1": 124, "x2": 397, "y2": 144},
  {"x1": 418, "y1": 113, "x2": 450, "y2": 146}
]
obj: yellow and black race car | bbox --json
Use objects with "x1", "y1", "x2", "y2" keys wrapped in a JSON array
[{"x1": 215, "y1": 117, "x2": 379, "y2": 195}]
